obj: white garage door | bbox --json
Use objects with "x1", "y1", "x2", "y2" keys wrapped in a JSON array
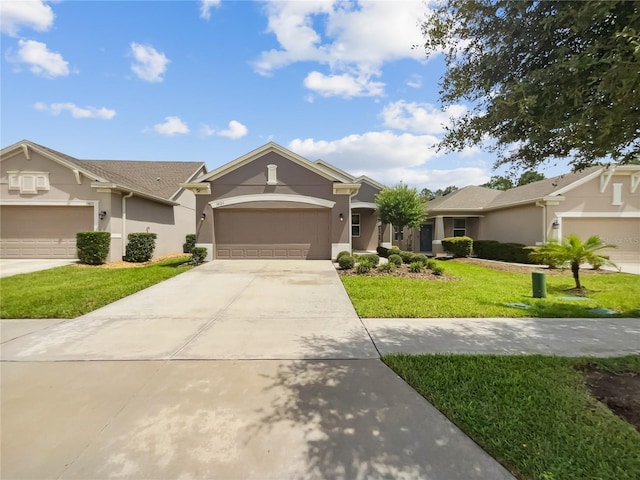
[
  {"x1": 0, "y1": 206, "x2": 94, "y2": 259},
  {"x1": 563, "y1": 218, "x2": 640, "y2": 263},
  {"x1": 214, "y1": 208, "x2": 331, "y2": 260}
]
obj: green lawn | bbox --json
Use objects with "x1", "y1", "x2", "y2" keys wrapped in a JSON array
[
  {"x1": 341, "y1": 261, "x2": 640, "y2": 317},
  {"x1": 383, "y1": 354, "x2": 640, "y2": 480},
  {"x1": 0, "y1": 256, "x2": 193, "y2": 319}
]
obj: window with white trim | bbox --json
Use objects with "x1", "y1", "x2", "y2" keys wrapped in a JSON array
[
  {"x1": 351, "y1": 213, "x2": 360, "y2": 237},
  {"x1": 453, "y1": 218, "x2": 466, "y2": 237},
  {"x1": 612, "y1": 183, "x2": 622, "y2": 205},
  {"x1": 7, "y1": 171, "x2": 50, "y2": 194},
  {"x1": 267, "y1": 164, "x2": 278, "y2": 185}
]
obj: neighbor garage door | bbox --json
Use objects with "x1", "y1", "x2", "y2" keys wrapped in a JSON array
[
  {"x1": 563, "y1": 217, "x2": 640, "y2": 263},
  {"x1": 0, "y1": 205, "x2": 93, "y2": 259},
  {"x1": 214, "y1": 208, "x2": 331, "y2": 259}
]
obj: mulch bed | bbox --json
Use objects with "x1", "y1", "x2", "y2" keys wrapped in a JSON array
[
  {"x1": 584, "y1": 367, "x2": 640, "y2": 432},
  {"x1": 74, "y1": 253, "x2": 189, "y2": 269},
  {"x1": 336, "y1": 262, "x2": 455, "y2": 280}
]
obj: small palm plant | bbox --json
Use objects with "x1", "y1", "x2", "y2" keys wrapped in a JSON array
[{"x1": 535, "y1": 234, "x2": 616, "y2": 289}]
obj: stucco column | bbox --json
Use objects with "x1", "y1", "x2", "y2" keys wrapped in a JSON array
[{"x1": 433, "y1": 215, "x2": 445, "y2": 255}]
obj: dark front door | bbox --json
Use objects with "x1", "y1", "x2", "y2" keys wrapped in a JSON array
[{"x1": 420, "y1": 224, "x2": 433, "y2": 252}]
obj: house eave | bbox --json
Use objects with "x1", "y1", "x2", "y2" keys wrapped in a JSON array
[
  {"x1": 90, "y1": 182, "x2": 178, "y2": 206},
  {"x1": 333, "y1": 183, "x2": 361, "y2": 195},
  {"x1": 180, "y1": 182, "x2": 212, "y2": 195}
]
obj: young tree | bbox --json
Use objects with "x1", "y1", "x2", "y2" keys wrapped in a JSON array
[
  {"x1": 421, "y1": 186, "x2": 459, "y2": 200},
  {"x1": 376, "y1": 184, "x2": 426, "y2": 249},
  {"x1": 517, "y1": 171, "x2": 545, "y2": 186},
  {"x1": 421, "y1": 1, "x2": 640, "y2": 172},
  {"x1": 481, "y1": 175, "x2": 513, "y2": 191},
  {"x1": 534, "y1": 234, "x2": 616, "y2": 289}
]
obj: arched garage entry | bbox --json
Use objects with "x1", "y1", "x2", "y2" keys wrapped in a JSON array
[{"x1": 210, "y1": 194, "x2": 334, "y2": 260}]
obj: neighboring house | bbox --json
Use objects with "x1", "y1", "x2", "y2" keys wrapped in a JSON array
[
  {"x1": 0, "y1": 140, "x2": 206, "y2": 262},
  {"x1": 181, "y1": 142, "x2": 388, "y2": 260},
  {"x1": 405, "y1": 165, "x2": 640, "y2": 264}
]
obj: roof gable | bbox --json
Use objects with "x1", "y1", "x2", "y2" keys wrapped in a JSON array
[
  {"x1": 196, "y1": 142, "x2": 346, "y2": 183},
  {"x1": 429, "y1": 185, "x2": 502, "y2": 211}
]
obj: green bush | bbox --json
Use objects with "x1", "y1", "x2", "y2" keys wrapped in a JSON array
[
  {"x1": 356, "y1": 260, "x2": 372, "y2": 274},
  {"x1": 376, "y1": 246, "x2": 390, "y2": 258},
  {"x1": 336, "y1": 250, "x2": 351, "y2": 261},
  {"x1": 76, "y1": 231, "x2": 111, "y2": 265},
  {"x1": 430, "y1": 264, "x2": 444, "y2": 275},
  {"x1": 378, "y1": 262, "x2": 396, "y2": 273},
  {"x1": 475, "y1": 239, "x2": 537, "y2": 264},
  {"x1": 338, "y1": 255, "x2": 355, "y2": 269},
  {"x1": 441, "y1": 236, "x2": 473, "y2": 257},
  {"x1": 191, "y1": 247, "x2": 207, "y2": 265},
  {"x1": 361, "y1": 254, "x2": 380, "y2": 266},
  {"x1": 183, "y1": 233, "x2": 196, "y2": 253},
  {"x1": 409, "y1": 261, "x2": 424, "y2": 273},
  {"x1": 388, "y1": 254, "x2": 403, "y2": 266},
  {"x1": 426, "y1": 259, "x2": 438, "y2": 270},
  {"x1": 410, "y1": 253, "x2": 429, "y2": 266},
  {"x1": 399, "y1": 250, "x2": 415, "y2": 264},
  {"x1": 528, "y1": 246, "x2": 561, "y2": 268},
  {"x1": 124, "y1": 232, "x2": 157, "y2": 263}
]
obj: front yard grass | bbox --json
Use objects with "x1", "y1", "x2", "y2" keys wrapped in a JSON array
[
  {"x1": 341, "y1": 261, "x2": 640, "y2": 317},
  {"x1": 383, "y1": 354, "x2": 640, "y2": 480},
  {"x1": 0, "y1": 256, "x2": 193, "y2": 319}
]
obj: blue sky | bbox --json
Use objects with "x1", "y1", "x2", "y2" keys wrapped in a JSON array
[{"x1": 1, "y1": 0, "x2": 566, "y2": 189}]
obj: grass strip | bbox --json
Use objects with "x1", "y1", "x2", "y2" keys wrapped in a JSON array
[
  {"x1": 0, "y1": 256, "x2": 193, "y2": 318},
  {"x1": 383, "y1": 354, "x2": 640, "y2": 480},
  {"x1": 341, "y1": 261, "x2": 640, "y2": 317}
]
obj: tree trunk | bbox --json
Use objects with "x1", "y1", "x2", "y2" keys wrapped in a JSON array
[{"x1": 571, "y1": 261, "x2": 581, "y2": 289}]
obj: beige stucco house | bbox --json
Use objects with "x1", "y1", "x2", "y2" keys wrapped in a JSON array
[
  {"x1": 0, "y1": 140, "x2": 206, "y2": 262},
  {"x1": 406, "y1": 165, "x2": 640, "y2": 264},
  {"x1": 182, "y1": 142, "x2": 388, "y2": 260}
]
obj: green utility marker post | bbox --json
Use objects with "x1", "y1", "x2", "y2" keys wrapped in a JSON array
[{"x1": 532, "y1": 271, "x2": 547, "y2": 298}]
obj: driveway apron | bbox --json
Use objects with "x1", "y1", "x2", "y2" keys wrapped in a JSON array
[{"x1": 1, "y1": 260, "x2": 515, "y2": 480}]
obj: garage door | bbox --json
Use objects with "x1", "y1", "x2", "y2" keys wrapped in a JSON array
[
  {"x1": 214, "y1": 208, "x2": 331, "y2": 259},
  {"x1": 0, "y1": 206, "x2": 94, "y2": 259},
  {"x1": 563, "y1": 218, "x2": 640, "y2": 263}
]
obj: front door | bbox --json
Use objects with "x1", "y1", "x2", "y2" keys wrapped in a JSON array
[{"x1": 419, "y1": 224, "x2": 433, "y2": 252}]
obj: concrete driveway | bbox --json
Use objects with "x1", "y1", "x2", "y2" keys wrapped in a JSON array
[
  {"x1": 1, "y1": 260, "x2": 515, "y2": 480},
  {"x1": 0, "y1": 258, "x2": 76, "y2": 278}
]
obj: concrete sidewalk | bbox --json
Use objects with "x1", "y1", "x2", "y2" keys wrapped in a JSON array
[{"x1": 0, "y1": 259, "x2": 76, "y2": 278}]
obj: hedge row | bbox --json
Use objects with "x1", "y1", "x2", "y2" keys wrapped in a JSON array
[{"x1": 473, "y1": 240, "x2": 537, "y2": 264}]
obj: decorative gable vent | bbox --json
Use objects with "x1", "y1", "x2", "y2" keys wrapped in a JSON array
[
  {"x1": 7, "y1": 171, "x2": 50, "y2": 194},
  {"x1": 267, "y1": 164, "x2": 278, "y2": 185}
]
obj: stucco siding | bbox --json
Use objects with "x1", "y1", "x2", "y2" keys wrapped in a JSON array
[
  {"x1": 353, "y1": 183, "x2": 379, "y2": 204},
  {"x1": 352, "y1": 209, "x2": 378, "y2": 251},
  {"x1": 479, "y1": 205, "x2": 543, "y2": 245}
]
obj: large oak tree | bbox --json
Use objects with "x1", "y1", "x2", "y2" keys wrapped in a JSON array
[{"x1": 422, "y1": 0, "x2": 640, "y2": 171}]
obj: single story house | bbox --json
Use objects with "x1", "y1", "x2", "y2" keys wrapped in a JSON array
[
  {"x1": 0, "y1": 140, "x2": 206, "y2": 262},
  {"x1": 181, "y1": 142, "x2": 389, "y2": 260},
  {"x1": 404, "y1": 165, "x2": 640, "y2": 264}
]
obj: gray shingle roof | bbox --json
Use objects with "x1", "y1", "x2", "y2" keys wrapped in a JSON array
[
  {"x1": 24, "y1": 141, "x2": 204, "y2": 201},
  {"x1": 428, "y1": 186, "x2": 502, "y2": 210}
]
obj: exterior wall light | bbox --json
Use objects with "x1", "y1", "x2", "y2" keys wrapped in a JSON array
[
  {"x1": 99, "y1": 211, "x2": 107, "y2": 220},
  {"x1": 201, "y1": 212, "x2": 207, "y2": 221},
  {"x1": 552, "y1": 220, "x2": 560, "y2": 229},
  {"x1": 339, "y1": 213, "x2": 344, "y2": 222}
]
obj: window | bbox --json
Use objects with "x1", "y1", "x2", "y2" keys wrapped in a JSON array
[
  {"x1": 7, "y1": 171, "x2": 50, "y2": 194},
  {"x1": 612, "y1": 183, "x2": 622, "y2": 205},
  {"x1": 453, "y1": 218, "x2": 466, "y2": 237},
  {"x1": 394, "y1": 226, "x2": 403, "y2": 241},
  {"x1": 351, "y1": 213, "x2": 360, "y2": 237}
]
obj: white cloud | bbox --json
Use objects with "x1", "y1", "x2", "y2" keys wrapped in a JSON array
[
  {"x1": 381, "y1": 100, "x2": 468, "y2": 135},
  {"x1": 218, "y1": 120, "x2": 248, "y2": 139},
  {"x1": 406, "y1": 74, "x2": 422, "y2": 88},
  {"x1": 303, "y1": 71, "x2": 385, "y2": 98},
  {"x1": 154, "y1": 116, "x2": 189, "y2": 136},
  {"x1": 130, "y1": 42, "x2": 170, "y2": 83},
  {"x1": 11, "y1": 39, "x2": 69, "y2": 78},
  {"x1": 34, "y1": 102, "x2": 116, "y2": 119},
  {"x1": 200, "y1": 124, "x2": 215, "y2": 137},
  {"x1": 253, "y1": 0, "x2": 426, "y2": 96},
  {"x1": 200, "y1": 0, "x2": 221, "y2": 20},
  {"x1": 0, "y1": 0, "x2": 54, "y2": 36}
]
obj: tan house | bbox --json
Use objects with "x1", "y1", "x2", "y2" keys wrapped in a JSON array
[
  {"x1": 0, "y1": 140, "x2": 206, "y2": 262},
  {"x1": 406, "y1": 165, "x2": 640, "y2": 264},
  {"x1": 182, "y1": 142, "x2": 388, "y2": 260}
]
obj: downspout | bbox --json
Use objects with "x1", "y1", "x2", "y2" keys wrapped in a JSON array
[{"x1": 122, "y1": 191, "x2": 133, "y2": 259}]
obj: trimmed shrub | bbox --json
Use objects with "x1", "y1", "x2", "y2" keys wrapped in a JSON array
[
  {"x1": 124, "y1": 232, "x2": 157, "y2": 263},
  {"x1": 191, "y1": 247, "x2": 207, "y2": 265},
  {"x1": 399, "y1": 250, "x2": 415, "y2": 264},
  {"x1": 473, "y1": 240, "x2": 500, "y2": 259},
  {"x1": 76, "y1": 231, "x2": 110, "y2": 265},
  {"x1": 338, "y1": 255, "x2": 355, "y2": 270},
  {"x1": 376, "y1": 246, "x2": 390, "y2": 258},
  {"x1": 388, "y1": 254, "x2": 403, "y2": 266},
  {"x1": 183, "y1": 233, "x2": 196, "y2": 253},
  {"x1": 361, "y1": 253, "x2": 380, "y2": 266},
  {"x1": 336, "y1": 250, "x2": 351, "y2": 261},
  {"x1": 409, "y1": 261, "x2": 424, "y2": 273},
  {"x1": 475, "y1": 239, "x2": 537, "y2": 264},
  {"x1": 378, "y1": 262, "x2": 396, "y2": 273},
  {"x1": 441, "y1": 236, "x2": 473, "y2": 257},
  {"x1": 410, "y1": 253, "x2": 429, "y2": 266}
]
